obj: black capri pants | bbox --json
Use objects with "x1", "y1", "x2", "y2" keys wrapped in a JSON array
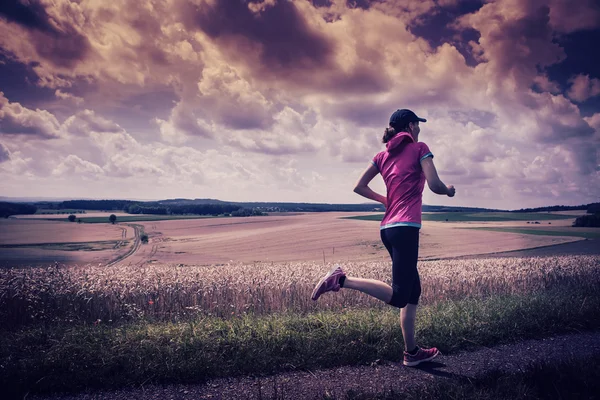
[{"x1": 380, "y1": 226, "x2": 421, "y2": 308}]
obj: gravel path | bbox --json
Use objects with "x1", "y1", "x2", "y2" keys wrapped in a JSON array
[{"x1": 31, "y1": 330, "x2": 600, "y2": 400}]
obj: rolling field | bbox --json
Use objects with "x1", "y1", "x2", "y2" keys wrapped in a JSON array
[
  {"x1": 1, "y1": 211, "x2": 590, "y2": 267},
  {"x1": 126, "y1": 211, "x2": 587, "y2": 266},
  {"x1": 0, "y1": 219, "x2": 134, "y2": 267}
]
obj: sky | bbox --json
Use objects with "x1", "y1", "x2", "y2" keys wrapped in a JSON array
[{"x1": 0, "y1": 0, "x2": 599, "y2": 210}]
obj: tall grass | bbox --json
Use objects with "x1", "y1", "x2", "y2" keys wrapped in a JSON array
[{"x1": 1, "y1": 256, "x2": 598, "y2": 329}]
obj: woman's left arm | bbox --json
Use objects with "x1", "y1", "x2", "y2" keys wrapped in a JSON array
[{"x1": 353, "y1": 163, "x2": 387, "y2": 206}]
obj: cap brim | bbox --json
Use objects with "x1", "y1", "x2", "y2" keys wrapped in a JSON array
[{"x1": 417, "y1": 117, "x2": 427, "y2": 123}]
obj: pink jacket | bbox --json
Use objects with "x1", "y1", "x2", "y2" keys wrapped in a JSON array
[{"x1": 371, "y1": 132, "x2": 433, "y2": 229}]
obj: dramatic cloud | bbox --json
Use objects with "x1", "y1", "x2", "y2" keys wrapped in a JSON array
[
  {"x1": 0, "y1": 92, "x2": 61, "y2": 138},
  {"x1": 0, "y1": 0, "x2": 598, "y2": 208}
]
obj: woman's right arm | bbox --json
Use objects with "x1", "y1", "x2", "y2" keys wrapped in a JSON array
[
  {"x1": 353, "y1": 163, "x2": 387, "y2": 206},
  {"x1": 421, "y1": 157, "x2": 455, "y2": 197}
]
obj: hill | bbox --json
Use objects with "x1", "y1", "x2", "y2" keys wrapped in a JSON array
[{"x1": 1, "y1": 197, "x2": 597, "y2": 217}]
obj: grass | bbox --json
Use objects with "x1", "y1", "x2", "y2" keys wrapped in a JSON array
[
  {"x1": 2, "y1": 286, "x2": 599, "y2": 398},
  {"x1": 463, "y1": 227, "x2": 600, "y2": 239},
  {"x1": 344, "y1": 212, "x2": 577, "y2": 222}
]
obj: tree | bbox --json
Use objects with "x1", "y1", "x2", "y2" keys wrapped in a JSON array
[
  {"x1": 573, "y1": 213, "x2": 600, "y2": 227},
  {"x1": 68, "y1": 214, "x2": 76, "y2": 222},
  {"x1": 109, "y1": 214, "x2": 117, "y2": 224}
]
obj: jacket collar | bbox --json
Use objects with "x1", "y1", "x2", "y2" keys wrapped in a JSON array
[{"x1": 386, "y1": 132, "x2": 414, "y2": 152}]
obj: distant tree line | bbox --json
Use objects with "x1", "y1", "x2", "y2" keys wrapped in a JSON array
[
  {"x1": 60, "y1": 200, "x2": 135, "y2": 211},
  {"x1": 0, "y1": 202, "x2": 37, "y2": 218},
  {"x1": 124, "y1": 204, "x2": 241, "y2": 216},
  {"x1": 231, "y1": 208, "x2": 266, "y2": 217},
  {"x1": 233, "y1": 202, "x2": 384, "y2": 212},
  {"x1": 59, "y1": 199, "x2": 262, "y2": 217},
  {"x1": 58, "y1": 199, "x2": 383, "y2": 214},
  {"x1": 512, "y1": 204, "x2": 590, "y2": 213}
]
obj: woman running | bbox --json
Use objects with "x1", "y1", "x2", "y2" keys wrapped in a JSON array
[{"x1": 311, "y1": 109, "x2": 455, "y2": 366}]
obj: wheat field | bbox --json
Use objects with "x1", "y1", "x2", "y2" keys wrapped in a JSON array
[{"x1": 2, "y1": 255, "x2": 598, "y2": 328}]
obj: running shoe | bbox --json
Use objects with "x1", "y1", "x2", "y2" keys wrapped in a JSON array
[
  {"x1": 403, "y1": 346, "x2": 440, "y2": 366},
  {"x1": 311, "y1": 265, "x2": 346, "y2": 301}
]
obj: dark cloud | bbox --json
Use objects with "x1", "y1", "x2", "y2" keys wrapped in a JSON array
[
  {"x1": 0, "y1": 54, "x2": 56, "y2": 105},
  {"x1": 310, "y1": 0, "x2": 333, "y2": 7},
  {"x1": 485, "y1": 5, "x2": 564, "y2": 85},
  {"x1": 182, "y1": 0, "x2": 333, "y2": 72},
  {"x1": 346, "y1": 0, "x2": 382, "y2": 10},
  {"x1": 547, "y1": 30, "x2": 600, "y2": 95},
  {"x1": 0, "y1": 0, "x2": 90, "y2": 68},
  {"x1": 412, "y1": 1, "x2": 483, "y2": 66},
  {"x1": 0, "y1": 0, "x2": 52, "y2": 31}
]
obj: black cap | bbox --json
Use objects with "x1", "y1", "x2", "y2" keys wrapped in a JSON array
[{"x1": 389, "y1": 109, "x2": 427, "y2": 127}]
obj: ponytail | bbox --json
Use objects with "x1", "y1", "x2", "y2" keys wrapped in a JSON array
[
  {"x1": 383, "y1": 121, "x2": 412, "y2": 143},
  {"x1": 382, "y1": 127, "x2": 396, "y2": 143}
]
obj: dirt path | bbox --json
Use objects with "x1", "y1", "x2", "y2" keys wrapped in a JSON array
[
  {"x1": 104, "y1": 224, "x2": 142, "y2": 267},
  {"x1": 31, "y1": 330, "x2": 600, "y2": 400}
]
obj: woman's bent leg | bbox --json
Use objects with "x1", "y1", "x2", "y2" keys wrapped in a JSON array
[{"x1": 343, "y1": 277, "x2": 393, "y2": 303}]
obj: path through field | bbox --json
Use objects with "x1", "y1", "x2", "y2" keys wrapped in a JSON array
[
  {"x1": 105, "y1": 224, "x2": 142, "y2": 267},
  {"x1": 31, "y1": 330, "x2": 600, "y2": 400}
]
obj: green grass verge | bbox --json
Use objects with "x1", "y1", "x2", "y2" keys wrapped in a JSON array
[
  {"x1": 345, "y1": 212, "x2": 577, "y2": 222},
  {"x1": 2, "y1": 286, "x2": 598, "y2": 398},
  {"x1": 339, "y1": 356, "x2": 600, "y2": 399},
  {"x1": 463, "y1": 227, "x2": 600, "y2": 239}
]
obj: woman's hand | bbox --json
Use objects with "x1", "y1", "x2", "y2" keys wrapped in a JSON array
[{"x1": 446, "y1": 185, "x2": 456, "y2": 197}]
